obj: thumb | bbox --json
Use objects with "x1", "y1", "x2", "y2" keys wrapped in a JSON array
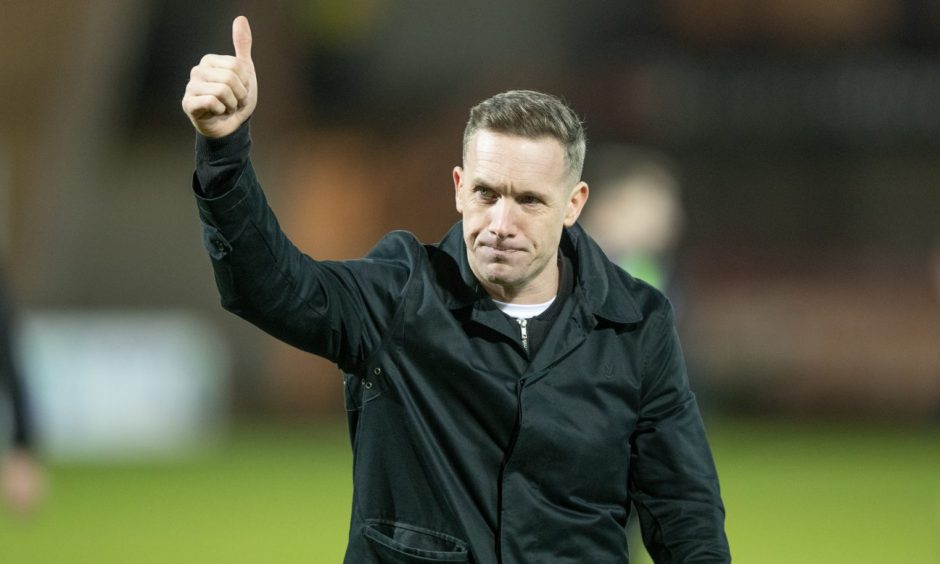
[{"x1": 232, "y1": 15, "x2": 252, "y2": 61}]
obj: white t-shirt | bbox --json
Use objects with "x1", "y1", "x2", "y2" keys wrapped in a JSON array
[{"x1": 491, "y1": 297, "x2": 556, "y2": 319}]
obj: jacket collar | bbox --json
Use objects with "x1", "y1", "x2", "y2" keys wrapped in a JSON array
[{"x1": 433, "y1": 221, "x2": 643, "y2": 325}]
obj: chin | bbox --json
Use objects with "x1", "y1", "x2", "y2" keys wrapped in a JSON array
[{"x1": 481, "y1": 265, "x2": 522, "y2": 287}]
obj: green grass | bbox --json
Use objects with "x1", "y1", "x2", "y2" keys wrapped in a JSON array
[
  {"x1": 711, "y1": 418, "x2": 940, "y2": 564},
  {"x1": 2, "y1": 418, "x2": 938, "y2": 563},
  {"x1": 1, "y1": 424, "x2": 353, "y2": 563}
]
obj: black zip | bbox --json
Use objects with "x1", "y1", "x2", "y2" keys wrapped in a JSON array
[{"x1": 495, "y1": 376, "x2": 526, "y2": 563}]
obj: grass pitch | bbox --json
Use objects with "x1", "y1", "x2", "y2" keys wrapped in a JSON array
[{"x1": 2, "y1": 417, "x2": 938, "y2": 563}]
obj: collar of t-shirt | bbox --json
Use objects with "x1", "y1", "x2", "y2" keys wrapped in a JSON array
[
  {"x1": 491, "y1": 297, "x2": 556, "y2": 319},
  {"x1": 488, "y1": 255, "x2": 574, "y2": 357}
]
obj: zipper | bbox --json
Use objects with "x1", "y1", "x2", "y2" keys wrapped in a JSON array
[
  {"x1": 495, "y1": 376, "x2": 526, "y2": 563},
  {"x1": 516, "y1": 318, "x2": 529, "y2": 354}
]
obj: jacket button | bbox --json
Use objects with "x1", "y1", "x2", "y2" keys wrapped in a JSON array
[
  {"x1": 211, "y1": 239, "x2": 225, "y2": 252},
  {"x1": 363, "y1": 380, "x2": 374, "y2": 389},
  {"x1": 373, "y1": 367, "x2": 382, "y2": 376}
]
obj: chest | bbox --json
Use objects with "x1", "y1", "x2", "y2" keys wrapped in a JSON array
[{"x1": 391, "y1": 300, "x2": 644, "y2": 494}]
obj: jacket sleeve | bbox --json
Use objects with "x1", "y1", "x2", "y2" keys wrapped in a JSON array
[
  {"x1": 192, "y1": 141, "x2": 412, "y2": 372},
  {"x1": 629, "y1": 304, "x2": 730, "y2": 563}
]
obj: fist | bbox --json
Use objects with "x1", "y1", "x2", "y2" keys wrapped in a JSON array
[{"x1": 182, "y1": 16, "x2": 257, "y2": 138}]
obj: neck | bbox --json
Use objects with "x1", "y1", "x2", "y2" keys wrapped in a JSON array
[{"x1": 478, "y1": 262, "x2": 559, "y2": 304}]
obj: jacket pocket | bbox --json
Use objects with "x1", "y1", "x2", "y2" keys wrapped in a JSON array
[{"x1": 362, "y1": 519, "x2": 470, "y2": 563}]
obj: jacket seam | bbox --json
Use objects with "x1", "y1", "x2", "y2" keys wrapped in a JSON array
[{"x1": 344, "y1": 238, "x2": 419, "y2": 375}]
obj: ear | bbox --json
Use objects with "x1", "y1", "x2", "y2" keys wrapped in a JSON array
[
  {"x1": 563, "y1": 181, "x2": 589, "y2": 227},
  {"x1": 453, "y1": 166, "x2": 464, "y2": 213}
]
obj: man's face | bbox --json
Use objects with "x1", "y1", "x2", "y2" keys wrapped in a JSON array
[{"x1": 453, "y1": 129, "x2": 588, "y2": 303}]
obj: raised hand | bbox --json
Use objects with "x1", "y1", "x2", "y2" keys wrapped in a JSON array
[{"x1": 182, "y1": 16, "x2": 257, "y2": 138}]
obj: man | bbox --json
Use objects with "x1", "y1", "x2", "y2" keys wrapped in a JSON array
[
  {"x1": 0, "y1": 270, "x2": 44, "y2": 515},
  {"x1": 581, "y1": 146, "x2": 685, "y2": 295},
  {"x1": 183, "y1": 16, "x2": 729, "y2": 563}
]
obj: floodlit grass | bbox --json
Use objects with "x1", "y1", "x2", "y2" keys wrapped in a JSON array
[
  {"x1": 711, "y1": 418, "x2": 940, "y2": 564},
  {"x1": 2, "y1": 418, "x2": 938, "y2": 563},
  {"x1": 1, "y1": 423, "x2": 353, "y2": 564}
]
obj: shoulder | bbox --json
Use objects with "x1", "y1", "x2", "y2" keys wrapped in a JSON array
[
  {"x1": 357, "y1": 229, "x2": 459, "y2": 293},
  {"x1": 607, "y1": 264, "x2": 673, "y2": 323},
  {"x1": 360, "y1": 223, "x2": 467, "y2": 281},
  {"x1": 567, "y1": 223, "x2": 672, "y2": 325},
  {"x1": 363, "y1": 230, "x2": 426, "y2": 264},
  {"x1": 353, "y1": 227, "x2": 477, "y2": 310}
]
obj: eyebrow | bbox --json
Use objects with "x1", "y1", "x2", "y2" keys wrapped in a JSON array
[
  {"x1": 470, "y1": 178, "x2": 500, "y2": 190},
  {"x1": 471, "y1": 178, "x2": 552, "y2": 203}
]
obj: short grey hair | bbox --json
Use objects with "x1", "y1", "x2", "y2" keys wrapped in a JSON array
[{"x1": 462, "y1": 90, "x2": 586, "y2": 181}]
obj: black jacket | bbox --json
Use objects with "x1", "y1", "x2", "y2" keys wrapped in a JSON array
[{"x1": 193, "y1": 126, "x2": 729, "y2": 563}]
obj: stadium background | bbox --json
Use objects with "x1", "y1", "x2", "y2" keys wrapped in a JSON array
[{"x1": 1, "y1": 1, "x2": 938, "y2": 562}]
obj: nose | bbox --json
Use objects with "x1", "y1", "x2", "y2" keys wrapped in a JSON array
[{"x1": 487, "y1": 198, "x2": 517, "y2": 239}]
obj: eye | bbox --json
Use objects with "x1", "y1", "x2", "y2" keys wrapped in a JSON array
[
  {"x1": 518, "y1": 195, "x2": 543, "y2": 206},
  {"x1": 473, "y1": 186, "x2": 497, "y2": 202}
]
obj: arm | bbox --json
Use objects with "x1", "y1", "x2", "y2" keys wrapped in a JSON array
[
  {"x1": 0, "y1": 274, "x2": 45, "y2": 515},
  {"x1": 629, "y1": 304, "x2": 730, "y2": 563},
  {"x1": 193, "y1": 140, "x2": 411, "y2": 369},
  {"x1": 184, "y1": 18, "x2": 410, "y2": 370},
  {"x1": 0, "y1": 275, "x2": 30, "y2": 449}
]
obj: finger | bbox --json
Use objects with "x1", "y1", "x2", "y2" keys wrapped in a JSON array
[
  {"x1": 182, "y1": 94, "x2": 226, "y2": 117},
  {"x1": 197, "y1": 55, "x2": 250, "y2": 88},
  {"x1": 190, "y1": 66, "x2": 248, "y2": 103},
  {"x1": 186, "y1": 80, "x2": 239, "y2": 112},
  {"x1": 232, "y1": 16, "x2": 252, "y2": 62},
  {"x1": 182, "y1": 94, "x2": 227, "y2": 117}
]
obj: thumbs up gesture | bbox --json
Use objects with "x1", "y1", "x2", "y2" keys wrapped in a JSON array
[{"x1": 182, "y1": 16, "x2": 257, "y2": 138}]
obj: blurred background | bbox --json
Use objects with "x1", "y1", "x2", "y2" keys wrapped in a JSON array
[{"x1": 1, "y1": 0, "x2": 938, "y2": 562}]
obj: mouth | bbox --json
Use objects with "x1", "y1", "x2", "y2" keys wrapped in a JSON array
[
  {"x1": 480, "y1": 242, "x2": 521, "y2": 252},
  {"x1": 477, "y1": 243, "x2": 522, "y2": 263}
]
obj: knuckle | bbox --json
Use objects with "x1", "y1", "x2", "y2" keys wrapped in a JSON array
[
  {"x1": 218, "y1": 69, "x2": 235, "y2": 85},
  {"x1": 200, "y1": 53, "x2": 223, "y2": 65},
  {"x1": 212, "y1": 82, "x2": 229, "y2": 98},
  {"x1": 228, "y1": 72, "x2": 246, "y2": 93}
]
